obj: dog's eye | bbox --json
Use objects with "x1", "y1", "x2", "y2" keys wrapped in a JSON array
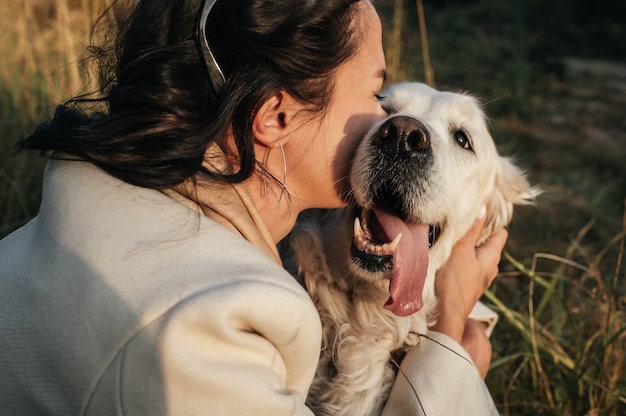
[{"x1": 453, "y1": 130, "x2": 472, "y2": 150}]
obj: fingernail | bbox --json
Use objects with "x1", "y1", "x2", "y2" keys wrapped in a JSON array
[{"x1": 477, "y1": 204, "x2": 486, "y2": 220}]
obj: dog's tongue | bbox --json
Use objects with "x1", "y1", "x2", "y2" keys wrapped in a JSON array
[{"x1": 372, "y1": 206, "x2": 430, "y2": 317}]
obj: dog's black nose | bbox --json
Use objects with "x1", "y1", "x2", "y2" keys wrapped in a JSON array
[{"x1": 374, "y1": 115, "x2": 431, "y2": 159}]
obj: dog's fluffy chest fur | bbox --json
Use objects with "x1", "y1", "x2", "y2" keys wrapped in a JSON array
[{"x1": 291, "y1": 206, "x2": 438, "y2": 416}]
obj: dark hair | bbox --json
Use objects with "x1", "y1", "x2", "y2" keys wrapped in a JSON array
[{"x1": 20, "y1": 0, "x2": 364, "y2": 189}]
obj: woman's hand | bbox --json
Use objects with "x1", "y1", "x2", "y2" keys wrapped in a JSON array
[
  {"x1": 431, "y1": 208, "x2": 508, "y2": 377},
  {"x1": 461, "y1": 319, "x2": 493, "y2": 378}
]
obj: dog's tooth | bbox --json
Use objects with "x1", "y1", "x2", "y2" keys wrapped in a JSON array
[
  {"x1": 388, "y1": 233, "x2": 403, "y2": 252},
  {"x1": 353, "y1": 217, "x2": 364, "y2": 238},
  {"x1": 360, "y1": 214, "x2": 369, "y2": 233},
  {"x1": 357, "y1": 235, "x2": 367, "y2": 250}
]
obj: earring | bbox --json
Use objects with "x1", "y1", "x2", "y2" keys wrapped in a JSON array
[
  {"x1": 261, "y1": 147, "x2": 271, "y2": 200},
  {"x1": 260, "y1": 144, "x2": 287, "y2": 202},
  {"x1": 278, "y1": 142, "x2": 287, "y2": 202}
]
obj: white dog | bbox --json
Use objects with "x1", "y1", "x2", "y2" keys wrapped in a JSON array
[{"x1": 289, "y1": 82, "x2": 538, "y2": 416}]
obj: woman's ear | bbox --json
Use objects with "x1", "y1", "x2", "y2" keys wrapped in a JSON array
[{"x1": 253, "y1": 91, "x2": 300, "y2": 148}]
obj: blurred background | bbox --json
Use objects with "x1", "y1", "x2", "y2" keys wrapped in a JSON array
[{"x1": 1, "y1": 0, "x2": 624, "y2": 414}]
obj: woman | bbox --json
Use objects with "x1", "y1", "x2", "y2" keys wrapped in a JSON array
[{"x1": 0, "y1": 0, "x2": 505, "y2": 414}]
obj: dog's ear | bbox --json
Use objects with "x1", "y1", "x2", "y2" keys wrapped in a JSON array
[{"x1": 481, "y1": 156, "x2": 539, "y2": 244}]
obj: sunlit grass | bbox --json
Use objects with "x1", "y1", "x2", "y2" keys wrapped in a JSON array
[
  {"x1": 0, "y1": 0, "x2": 107, "y2": 235},
  {"x1": 1, "y1": 1, "x2": 625, "y2": 415},
  {"x1": 486, "y1": 218, "x2": 626, "y2": 414}
]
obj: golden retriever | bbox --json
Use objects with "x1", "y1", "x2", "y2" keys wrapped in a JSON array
[{"x1": 288, "y1": 82, "x2": 538, "y2": 416}]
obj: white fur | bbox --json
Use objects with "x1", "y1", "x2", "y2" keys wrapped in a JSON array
[{"x1": 290, "y1": 82, "x2": 538, "y2": 416}]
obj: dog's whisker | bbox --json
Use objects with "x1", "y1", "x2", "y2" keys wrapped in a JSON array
[{"x1": 482, "y1": 95, "x2": 505, "y2": 107}]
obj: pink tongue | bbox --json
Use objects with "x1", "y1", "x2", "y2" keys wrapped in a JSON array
[{"x1": 372, "y1": 206, "x2": 430, "y2": 317}]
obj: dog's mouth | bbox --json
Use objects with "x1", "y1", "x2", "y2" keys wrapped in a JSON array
[
  {"x1": 352, "y1": 209, "x2": 441, "y2": 260},
  {"x1": 350, "y1": 202, "x2": 442, "y2": 317}
]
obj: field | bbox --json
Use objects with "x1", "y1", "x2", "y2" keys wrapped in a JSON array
[
  {"x1": 0, "y1": 0, "x2": 103, "y2": 234},
  {"x1": 1, "y1": 0, "x2": 625, "y2": 414}
]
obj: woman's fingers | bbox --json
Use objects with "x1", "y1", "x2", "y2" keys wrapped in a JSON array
[
  {"x1": 454, "y1": 205, "x2": 488, "y2": 251},
  {"x1": 432, "y1": 208, "x2": 509, "y2": 345},
  {"x1": 462, "y1": 319, "x2": 493, "y2": 379},
  {"x1": 476, "y1": 227, "x2": 508, "y2": 287}
]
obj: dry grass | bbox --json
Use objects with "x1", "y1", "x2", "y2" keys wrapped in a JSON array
[
  {"x1": 487, "y1": 218, "x2": 626, "y2": 414},
  {"x1": 1, "y1": 1, "x2": 625, "y2": 415},
  {"x1": 0, "y1": 0, "x2": 107, "y2": 235},
  {"x1": 0, "y1": 0, "x2": 104, "y2": 119}
]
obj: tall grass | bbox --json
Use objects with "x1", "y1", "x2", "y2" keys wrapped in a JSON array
[
  {"x1": 2, "y1": 1, "x2": 625, "y2": 415},
  {"x1": 487, "y1": 216, "x2": 626, "y2": 414},
  {"x1": 0, "y1": 0, "x2": 107, "y2": 235}
]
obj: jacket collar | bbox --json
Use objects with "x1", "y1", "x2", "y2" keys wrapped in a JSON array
[{"x1": 166, "y1": 144, "x2": 282, "y2": 265}]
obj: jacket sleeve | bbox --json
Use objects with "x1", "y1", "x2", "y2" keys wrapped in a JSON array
[
  {"x1": 381, "y1": 331, "x2": 499, "y2": 416},
  {"x1": 85, "y1": 280, "x2": 321, "y2": 416}
]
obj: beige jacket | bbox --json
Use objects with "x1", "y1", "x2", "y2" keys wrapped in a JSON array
[
  {"x1": 0, "y1": 160, "x2": 498, "y2": 415},
  {"x1": 0, "y1": 160, "x2": 320, "y2": 415}
]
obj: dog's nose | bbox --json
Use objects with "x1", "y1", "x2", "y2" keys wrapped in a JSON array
[{"x1": 374, "y1": 116, "x2": 431, "y2": 159}]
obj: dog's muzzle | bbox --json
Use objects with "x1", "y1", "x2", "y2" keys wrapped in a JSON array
[
  {"x1": 373, "y1": 115, "x2": 431, "y2": 160},
  {"x1": 366, "y1": 115, "x2": 435, "y2": 219},
  {"x1": 348, "y1": 114, "x2": 443, "y2": 316}
]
